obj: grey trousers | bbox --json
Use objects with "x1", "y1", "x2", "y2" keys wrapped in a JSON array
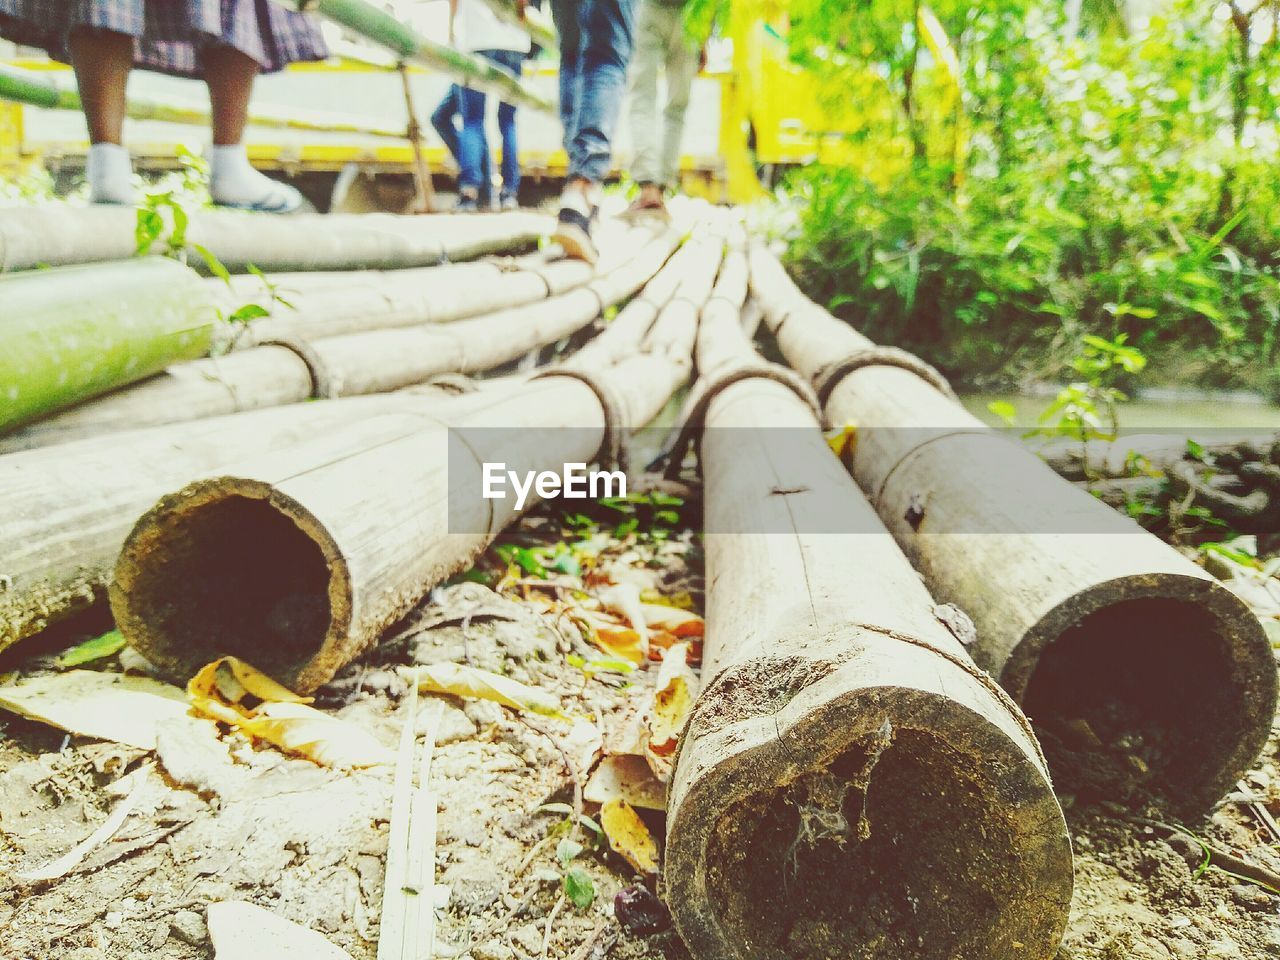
[{"x1": 627, "y1": 0, "x2": 698, "y2": 189}]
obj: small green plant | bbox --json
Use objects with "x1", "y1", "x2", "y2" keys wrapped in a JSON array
[{"x1": 1030, "y1": 333, "x2": 1147, "y2": 479}]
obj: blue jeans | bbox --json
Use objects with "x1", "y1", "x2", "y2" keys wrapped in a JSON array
[
  {"x1": 550, "y1": 0, "x2": 636, "y2": 183},
  {"x1": 429, "y1": 49, "x2": 523, "y2": 201}
]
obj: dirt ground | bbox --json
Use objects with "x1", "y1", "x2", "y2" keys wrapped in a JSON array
[{"x1": 1, "y1": 490, "x2": 1278, "y2": 960}]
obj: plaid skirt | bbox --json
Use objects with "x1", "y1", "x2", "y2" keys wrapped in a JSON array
[{"x1": 0, "y1": 0, "x2": 328, "y2": 78}]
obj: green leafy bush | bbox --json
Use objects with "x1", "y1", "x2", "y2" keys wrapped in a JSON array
[{"x1": 778, "y1": 0, "x2": 1280, "y2": 394}]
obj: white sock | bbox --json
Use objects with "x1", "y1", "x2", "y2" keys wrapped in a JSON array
[
  {"x1": 87, "y1": 143, "x2": 137, "y2": 205},
  {"x1": 209, "y1": 143, "x2": 301, "y2": 211}
]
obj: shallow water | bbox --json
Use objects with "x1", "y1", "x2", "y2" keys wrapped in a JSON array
[{"x1": 962, "y1": 391, "x2": 1280, "y2": 434}]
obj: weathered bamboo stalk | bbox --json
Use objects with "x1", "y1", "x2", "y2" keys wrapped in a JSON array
[
  {"x1": 666, "y1": 247, "x2": 1072, "y2": 960},
  {"x1": 270, "y1": 0, "x2": 554, "y2": 112},
  {"x1": 0, "y1": 62, "x2": 409, "y2": 138},
  {"x1": 0, "y1": 259, "x2": 217, "y2": 431},
  {"x1": 750, "y1": 245, "x2": 1277, "y2": 813},
  {"x1": 210, "y1": 224, "x2": 655, "y2": 346},
  {"x1": 0, "y1": 391, "x2": 467, "y2": 652},
  {"x1": 0, "y1": 207, "x2": 548, "y2": 274},
  {"x1": 0, "y1": 228, "x2": 681, "y2": 452},
  {"x1": 109, "y1": 231, "x2": 718, "y2": 692}
]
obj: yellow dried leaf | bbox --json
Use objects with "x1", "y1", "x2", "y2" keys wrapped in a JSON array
[
  {"x1": 584, "y1": 754, "x2": 666, "y2": 811},
  {"x1": 600, "y1": 798, "x2": 659, "y2": 876},
  {"x1": 188, "y1": 657, "x2": 392, "y2": 769},
  {"x1": 576, "y1": 609, "x2": 646, "y2": 665},
  {"x1": 645, "y1": 643, "x2": 699, "y2": 781},
  {"x1": 640, "y1": 604, "x2": 704, "y2": 638},
  {"x1": 407, "y1": 662, "x2": 564, "y2": 718},
  {"x1": 826, "y1": 421, "x2": 858, "y2": 458},
  {"x1": 0, "y1": 671, "x2": 188, "y2": 751}
]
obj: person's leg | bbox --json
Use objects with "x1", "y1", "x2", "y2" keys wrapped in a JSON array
[
  {"x1": 431, "y1": 86, "x2": 463, "y2": 165},
  {"x1": 68, "y1": 27, "x2": 136, "y2": 204},
  {"x1": 457, "y1": 81, "x2": 490, "y2": 210},
  {"x1": 69, "y1": 28, "x2": 132, "y2": 145},
  {"x1": 627, "y1": 1, "x2": 663, "y2": 190},
  {"x1": 493, "y1": 50, "x2": 523, "y2": 204},
  {"x1": 660, "y1": 6, "x2": 698, "y2": 194},
  {"x1": 550, "y1": 0, "x2": 582, "y2": 157},
  {"x1": 554, "y1": 0, "x2": 637, "y2": 262},
  {"x1": 203, "y1": 43, "x2": 304, "y2": 211},
  {"x1": 570, "y1": 0, "x2": 636, "y2": 185}
]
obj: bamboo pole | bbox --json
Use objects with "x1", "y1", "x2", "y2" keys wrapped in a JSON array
[
  {"x1": 108, "y1": 229, "x2": 718, "y2": 693},
  {"x1": 749, "y1": 245, "x2": 1277, "y2": 814},
  {"x1": 0, "y1": 259, "x2": 217, "y2": 432},
  {"x1": 0, "y1": 227, "x2": 681, "y2": 452},
  {"x1": 665, "y1": 247, "x2": 1072, "y2": 960},
  {"x1": 207, "y1": 224, "x2": 655, "y2": 346},
  {"x1": 0, "y1": 62, "x2": 409, "y2": 138},
  {"x1": 270, "y1": 0, "x2": 555, "y2": 113},
  {"x1": 0, "y1": 206, "x2": 549, "y2": 274},
  {"x1": 0, "y1": 391, "x2": 465, "y2": 653}
]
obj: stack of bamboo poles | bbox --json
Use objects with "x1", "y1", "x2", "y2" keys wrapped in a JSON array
[
  {"x1": 0, "y1": 220, "x2": 692, "y2": 663},
  {"x1": 0, "y1": 223, "x2": 676, "y2": 452},
  {"x1": 748, "y1": 244, "x2": 1276, "y2": 816},
  {"x1": 665, "y1": 239, "x2": 1073, "y2": 960},
  {"x1": 108, "y1": 232, "x2": 722, "y2": 692}
]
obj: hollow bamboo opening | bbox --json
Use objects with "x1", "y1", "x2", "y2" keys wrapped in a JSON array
[
  {"x1": 1020, "y1": 592, "x2": 1270, "y2": 813},
  {"x1": 667, "y1": 682, "x2": 1072, "y2": 960},
  {"x1": 113, "y1": 483, "x2": 345, "y2": 690}
]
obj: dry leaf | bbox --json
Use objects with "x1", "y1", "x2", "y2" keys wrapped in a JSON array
[
  {"x1": 406, "y1": 662, "x2": 563, "y2": 718},
  {"x1": 600, "y1": 798, "x2": 660, "y2": 876},
  {"x1": 584, "y1": 754, "x2": 666, "y2": 811},
  {"x1": 599, "y1": 584, "x2": 651, "y2": 655},
  {"x1": 639, "y1": 604, "x2": 704, "y2": 637},
  {"x1": 208, "y1": 901, "x2": 354, "y2": 960},
  {"x1": 0, "y1": 671, "x2": 189, "y2": 750},
  {"x1": 576, "y1": 609, "x2": 646, "y2": 665},
  {"x1": 188, "y1": 657, "x2": 392, "y2": 769},
  {"x1": 645, "y1": 643, "x2": 699, "y2": 781}
]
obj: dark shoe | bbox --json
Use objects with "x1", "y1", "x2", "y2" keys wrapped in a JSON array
[
  {"x1": 553, "y1": 189, "x2": 599, "y2": 264},
  {"x1": 455, "y1": 188, "x2": 483, "y2": 213},
  {"x1": 500, "y1": 194, "x2": 520, "y2": 211}
]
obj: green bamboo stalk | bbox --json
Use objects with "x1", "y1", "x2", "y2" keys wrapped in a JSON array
[
  {"x1": 477, "y1": 0, "x2": 559, "y2": 51},
  {"x1": 0, "y1": 63, "x2": 409, "y2": 138},
  {"x1": 273, "y1": 0, "x2": 555, "y2": 113},
  {"x1": 0, "y1": 259, "x2": 217, "y2": 432}
]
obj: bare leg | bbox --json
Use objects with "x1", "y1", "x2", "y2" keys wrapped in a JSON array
[
  {"x1": 202, "y1": 44, "x2": 304, "y2": 212},
  {"x1": 203, "y1": 43, "x2": 258, "y2": 145},
  {"x1": 68, "y1": 28, "x2": 133, "y2": 144}
]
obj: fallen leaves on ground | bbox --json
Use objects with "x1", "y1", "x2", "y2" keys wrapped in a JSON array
[
  {"x1": 405, "y1": 661, "x2": 565, "y2": 718},
  {"x1": 0, "y1": 670, "x2": 188, "y2": 750},
  {"x1": 600, "y1": 798, "x2": 660, "y2": 876},
  {"x1": 584, "y1": 755, "x2": 666, "y2": 811},
  {"x1": 188, "y1": 657, "x2": 392, "y2": 769},
  {"x1": 644, "y1": 642, "x2": 700, "y2": 781}
]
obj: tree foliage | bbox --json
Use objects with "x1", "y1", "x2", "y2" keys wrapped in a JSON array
[{"x1": 779, "y1": 0, "x2": 1280, "y2": 391}]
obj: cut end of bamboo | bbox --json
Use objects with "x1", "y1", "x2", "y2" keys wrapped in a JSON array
[
  {"x1": 1010, "y1": 574, "x2": 1278, "y2": 815},
  {"x1": 666, "y1": 655, "x2": 1073, "y2": 960},
  {"x1": 110, "y1": 479, "x2": 351, "y2": 694}
]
